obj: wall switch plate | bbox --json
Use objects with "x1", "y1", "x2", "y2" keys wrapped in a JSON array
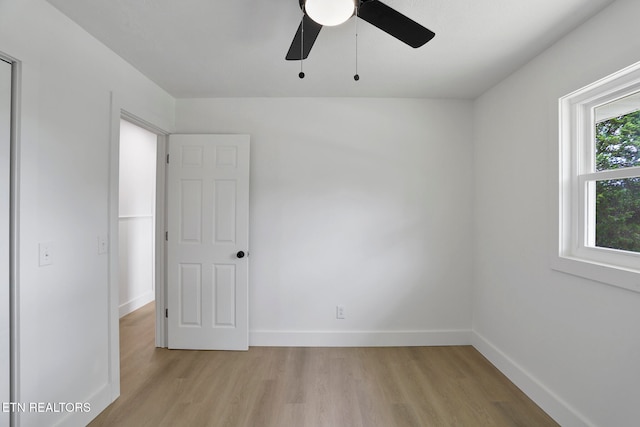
[
  {"x1": 39, "y1": 242, "x2": 53, "y2": 266},
  {"x1": 98, "y1": 235, "x2": 108, "y2": 254},
  {"x1": 336, "y1": 305, "x2": 345, "y2": 319}
]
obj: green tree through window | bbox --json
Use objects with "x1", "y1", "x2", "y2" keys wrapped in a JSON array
[{"x1": 595, "y1": 110, "x2": 640, "y2": 252}]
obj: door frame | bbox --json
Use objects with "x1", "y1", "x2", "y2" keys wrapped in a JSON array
[
  {"x1": 1, "y1": 50, "x2": 20, "y2": 427},
  {"x1": 118, "y1": 112, "x2": 168, "y2": 342},
  {"x1": 107, "y1": 93, "x2": 171, "y2": 400}
]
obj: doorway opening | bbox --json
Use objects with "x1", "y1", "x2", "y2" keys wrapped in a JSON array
[
  {"x1": 118, "y1": 119, "x2": 158, "y2": 318},
  {"x1": 113, "y1": 111, "x2": 168, "y2": 354}
]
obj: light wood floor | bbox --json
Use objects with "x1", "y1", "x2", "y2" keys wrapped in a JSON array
[{"x1": 89, "y1": 303, "x2": 558, "y2": 427}]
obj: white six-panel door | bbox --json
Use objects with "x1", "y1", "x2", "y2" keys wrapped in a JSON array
[
  {"x1": 0, "y1": 58, "x2": 11, "y2": 427},
  {"x1": 167, "y1": 134, "x2": 250, "y2": 350}
]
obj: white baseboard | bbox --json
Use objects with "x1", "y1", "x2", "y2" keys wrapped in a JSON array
[
  {"x1": 471, "y1": 331, "x2": 595, "y2": 427},
  {"x1": 119, "y1": 291, "x2": 154, "y2": 318},
  {"x1": 52, "y1": 382, "x2": 113, "y2": 427},
  {"x1": 250, "y1": 329, "x2": 472, "y2": 347}
]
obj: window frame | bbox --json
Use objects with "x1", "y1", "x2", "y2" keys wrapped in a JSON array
[{"x1": 555, "y1": 61, "x2": 640, "y2": 293}]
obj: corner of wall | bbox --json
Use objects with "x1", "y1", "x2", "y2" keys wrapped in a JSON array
[{"x1": 471, "y1": 332, "x2": 595, "y2": 427}]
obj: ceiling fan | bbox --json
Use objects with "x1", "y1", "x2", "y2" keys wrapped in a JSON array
[{"x1": 285, "y1": 0, "x2": 436, "y2": 61}]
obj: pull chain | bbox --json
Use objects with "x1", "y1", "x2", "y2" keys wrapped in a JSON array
[
  {"x1": 354, "y1": 3, "x2": 360, "y2": 81},
  {"x1": 299, "y1": 11, "x2": 306, "y2": 79}
]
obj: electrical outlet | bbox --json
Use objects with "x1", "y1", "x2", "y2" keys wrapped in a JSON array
[
  {"x1": 336, "y1": 305, "x2": 345, "y2": 319},
  {"x1": 39, "y1": 242, "x2": 53, "y2": 266}
]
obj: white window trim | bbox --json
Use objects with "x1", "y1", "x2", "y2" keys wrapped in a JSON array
[{"x1": 554, "y1": 61, "x2": 640, "y2": 294}]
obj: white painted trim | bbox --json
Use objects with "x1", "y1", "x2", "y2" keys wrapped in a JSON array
[
  {"x1": 9, "y1": 59, "x2": 20, "y2": 427},
  {"x1": 550, "y1": 255, "x2": 640, "y2": 293},
  {"x1": 555, "y1": 60, "x2": 640, "y2": 293},
  {"x1": 471, "y1": 332, "x2": 595, "y2": 427},
  {"x1": 155, "y1": 135, "x2": 168, "y2": 348},
  {"x1": 581, "y1": 165, "x2": 640, "y2": 181},
  {"x1": 1, "y1": 52, "x2": 21, "y2": 427},
  {"x1": 250, "y1": 329, "x2": 472, "y2": 347},
  {"x1": 107, "y1": 92, "x2": 121, "y2": 402},
  {"x1": 119, "y1": 291, "x2": 155, "y2": 318},
  {"x1": 51, "y1": 382, "x2": 112, "y2": 427},
  {"x1": 121, "y1": 110, "x2": 168, "y2": 136},
  {"x1": 119, "y1": 214, "x2": 154, "y2": 220},
  {"x1": 107, "y1": 94, "x2": 171, "y2": 403},
  {"x1": 109, "y1": 98, "x2": 170, "y2": 371}
]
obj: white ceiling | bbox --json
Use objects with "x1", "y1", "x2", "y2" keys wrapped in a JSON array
[{"x1": 46, "y1": 0, "x2": 615, "y2": 99}]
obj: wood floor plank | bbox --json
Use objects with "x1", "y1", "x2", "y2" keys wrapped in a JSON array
[{"x1": 88, "y1": 303, "x2": 559, "y2": 427}]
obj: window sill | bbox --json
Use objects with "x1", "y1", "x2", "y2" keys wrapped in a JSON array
[{"x1": 551, "y1": 255, "x2": 640, "y2": 294}]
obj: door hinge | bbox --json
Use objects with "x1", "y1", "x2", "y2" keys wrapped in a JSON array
[
  {"x1": 165, "y1": 231, "x2": 168, "y2": 241},
  {"x1": 166, "y1": 153, "x2": 170, "y2": 164},
  {"x1": 165, "y1": 308, "x2": 168, "y2": 318}
]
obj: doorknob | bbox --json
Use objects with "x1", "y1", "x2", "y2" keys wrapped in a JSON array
[{"x1": 236, "y1": 251, "x2": 246, "y2": 259}]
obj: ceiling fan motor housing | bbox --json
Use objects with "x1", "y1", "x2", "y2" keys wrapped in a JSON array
[{"x1": 304, "y1": 0, "x2": 356, "y2": 26}]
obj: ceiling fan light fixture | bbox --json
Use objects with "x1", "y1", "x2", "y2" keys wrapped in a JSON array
[{"x1": 305, "y1": 0, "x2": 355, "y2": 26}]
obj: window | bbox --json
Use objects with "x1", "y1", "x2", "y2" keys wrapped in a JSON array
[
  {"x1": 592, "y1": 100, "x2": 640, "y2": 253},
  {"x1": 556, "y1": 61, "x2": 640, "y2": 293}
]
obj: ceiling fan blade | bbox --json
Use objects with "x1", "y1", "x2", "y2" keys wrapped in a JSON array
[
  {"x1": 358, "y1": 0, "x2": 435, "y2": 48},
  {"x1": 286, "y1": 15, "x2": 323, "y2": 60}
]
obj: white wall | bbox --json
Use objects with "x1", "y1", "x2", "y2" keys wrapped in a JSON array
[
  {"x1": 118, "y1": 119, "x2": 156, "y2": 317},
  {"x1": 176, "y1": 98, "x2": 474, "y2": 346},
  {"x1": 472, "y1": 1, "x2": 640, "y2": 426},
  {"x1": 5, "y1": 0, "x2": 637, "y2": 425},
  {"x1": 0, "y1": 0, "x2": 174, "y2": 426}
]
